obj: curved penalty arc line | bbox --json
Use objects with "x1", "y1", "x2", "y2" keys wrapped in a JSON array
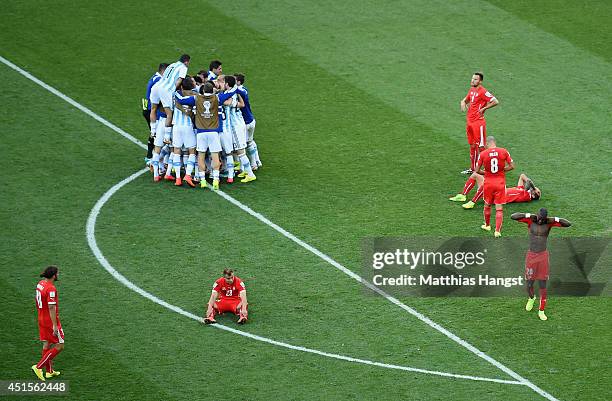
[{"x1": 85, "y1": 168, "x2": 523, "y2": 386}]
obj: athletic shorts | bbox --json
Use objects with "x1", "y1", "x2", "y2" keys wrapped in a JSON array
[
  {"x1": 172, "y1": 125, "x2": 196, "y2": 149},
  {"x1": 525, "y1": 250, "x2": 549, "y2": 281},
  {"x1": 246, "y1": 120, "x2": 256, "y2": 143},
  {"x1": 233, "y1": 120, "x2": 248, "y2": 150},
  {"x1": 153, "y1": 117, "x2": 169, "y2": 147},
  {"x1": 483, "y1": 182, "x2": 505, "y2": 205},
  {"x1": 466, "y1": 120, "x2": 486, "y2": 147},
  {"x1": 196, "y1": 132, "x2": 222, "y2": 153},
  {"x1": 150, "y1": 83, "x2": 173, "y2": 109},
  {"x1": 219, "y1": 127, "x2": 234, "y2": 153},
  {"x1": 214, "y1": 298, "x2": 241, "y2": 314},
  {"x1": 38, "y1": 323, "x2": 65, "y2": 344}
]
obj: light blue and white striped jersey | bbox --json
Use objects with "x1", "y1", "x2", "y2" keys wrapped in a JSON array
[
  {"x1": 172, "y1": 90, "x2": 196, "y2": 127},
  {"x1": 222, "y1": 92, "x2": 239, "y2": 133},
  {"x1": 159, "y1": 61, "x2": 188, "y2": 92}
]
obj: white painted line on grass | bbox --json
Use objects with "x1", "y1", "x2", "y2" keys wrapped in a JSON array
[
  {"x1": 2, "y1": 55, "x2": 558, "y2": 400},
  {"x1": 84, "y1": 167, "x2": 521, "y2": 386}
]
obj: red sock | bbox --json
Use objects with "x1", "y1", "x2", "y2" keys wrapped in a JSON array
[
  {"x1": 483, "y1": 206, "x2": 491, "y2": 226},
  {"x1": 472, "y1": 187, "x2": 483, "y2": 203},
  {"x1": 36, "y1": 348, "x2": 60, "y2": 370},
  {"x1": 41, "y1": 349, "x2": 52, "y2": 373},
  {"x1": 495, "y1": 209, "x2": 503, "y2": 232},
  {"x1": 462, "y1": 178, "x2": 476, "y2": 195},
  {"x1": 539, "y1": 288, "x2": 547, "y2": 311}
]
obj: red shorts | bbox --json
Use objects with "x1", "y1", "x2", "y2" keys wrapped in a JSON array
[
  {"x1": 214, "y1": 298, "x2": 241, "y2": 314},
  {"x1": 483, "y1": 182, "x2": 505, "y2": 205},
  {"x1": 38, "y1": 323, "x2": 64, "y2": 344},
  {"x1": 466, "y1": 120, "x2": 486, "y2": 146},
  {"x1": 525, "y1": 250, "x2": 549, "y2": 281}
]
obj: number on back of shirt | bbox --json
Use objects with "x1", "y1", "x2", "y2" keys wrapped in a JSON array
[
  {"x1": 36, "y1": 289, "x2": 43, "y2": 309},
  {"x1": 491, "y1": 157, "x2": 499, "y2": 173}
]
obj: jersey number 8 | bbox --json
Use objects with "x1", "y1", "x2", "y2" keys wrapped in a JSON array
[{"x1": 491, "y1": 158, "x2": 499, "y2": 173}]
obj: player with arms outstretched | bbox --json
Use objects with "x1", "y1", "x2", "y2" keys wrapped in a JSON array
[
  {"x1": 204, "y1": 269, "x2": 248, "y2": 325},
  {"x1": 460, "y1": 72, "x2": 499, "y2": 174},
  {"x1": 511, "y1": 208, "x2": 571, "y2": 321},
  {"x1": 32, "y1": 266, "x2": 64, "y2": 381},
  {"x1": 475, "y1": 136, "x2": 514, "y2": 237}
]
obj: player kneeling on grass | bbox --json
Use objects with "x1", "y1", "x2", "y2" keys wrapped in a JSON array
[
  {"x1": 511, "y1": 208, "x2": 571, "y2": 321},
  {"x1": 204, "y1": 269, "x2": 248, "y2": 325}
]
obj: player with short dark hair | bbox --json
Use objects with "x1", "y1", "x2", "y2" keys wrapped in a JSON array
[
  {"x1": 460, "y1": 72, "x2": 499, "y2": 174},
  {"x1": 511, "y1": 209, "x2": 571, "y2": 321},
  {"x1": 207, "y1": 60, "x2": 222, "y2": 81},
  {"x1": 204, "y1": 269, "x2": 248, "y2": 325},
  {"x1": 475, "y1": 136, "x2": 514, "y2": 237},
  {"x1": 143, "y1": 63, "x2": 168, "y2": 165},
  {"x1": 32, "y1": 266, "x2": 64, "y2": 381}
]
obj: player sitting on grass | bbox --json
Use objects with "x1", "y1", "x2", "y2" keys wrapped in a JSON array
[
  {"x1": 204, "y1": 269, "x2": 248, "y2": 325},
  {"x1": 511, "y1": 208, "x2": 571, "y2": 321},
  {"x1": 453, "y1": 173, "x2": 542, "y2": 209}
]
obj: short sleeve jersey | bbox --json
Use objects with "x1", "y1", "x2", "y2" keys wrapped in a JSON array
[
  {"x1": 465, "y1": 86, "x2": 495, "y2": 122},
  {"x1": 35, "y1": 280, "x2": 60, "y2": 327},
  {"x1": 505, "y1": 186, "x2": 531, "y2": 203},
  {"x1": 212, "y1": 277, "x2": 245, "y2": 300},
  {"x1": 159, "y1": 61, "x2": 188, "y2": 92},
  {"x1": 478, "y1": 147, "x2": 512, "y2": 186}
]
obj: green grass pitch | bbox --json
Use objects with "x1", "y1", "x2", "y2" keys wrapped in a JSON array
[{"x1": 1, "y1": 1, "x2": 610, "y2": 400}]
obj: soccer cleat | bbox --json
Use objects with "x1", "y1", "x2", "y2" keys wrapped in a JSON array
[
  {"x1": 200, "y1": 180, "x2": 208, "y2": 189},
  {"x1": 256, "y1": 161, "x2": 263, "y2": 169},
  {"x1": 237, "y1": 171, "x2": 248, "y2": 178},
  {"x1": 212, "y1": 179, "x2": 219, "y2": 191},
  {"x1": 45, "y1": 370, "x2": 61, "y2": 379},
  {"x1": 462, "y1": 201, "x2": 475, "y2": 209},
  {"x1": 227, "y1": 177, "x2": 234, "y2": 183},
  {"x1": 460, "y1": 169, "x2": 473, "y2": 175},
  {"x1": 494, "y1": 231, "x2": 502, "y2": 238},
  {"x1": 449, "y1": 194, "x2": 466, "y2": 202},
  {"x1": 204, "y1": 316, "x2": 217, "y2": 324},
  {"x1": 237, "y1": 316, "x2": 247, "y2": 325},
  {"x1": 184, "y1": 176, "x2": 196, "y2": 188},
  {"x1": 240, "y1": 175, "x2": 256, "y2": 183},
  {"x1": 153, "y1": 176, "x2": 161, "y2": 182},
  {"x1": 175, "y1": 177, "x2": 182, "y2": 186},
  {"x1": 525, "y1": 297, "x2": 536, "y2": 311},
  {"x1": 481, "y1": 224, "x2": 491, "y2": 231},
  {"x1": 538, "y1": 310, "x2": 548, "y2": 321},
  {"x1": 31, "y1": 365, "x2": 45, "y2": 381},
  {"x1": 164, "y1": 174, "x2": 174, "y2": 181}
]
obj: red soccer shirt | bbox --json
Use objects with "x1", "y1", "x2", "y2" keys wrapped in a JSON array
[
  {"x1": 505, "y1": 186, "x2": 531, "y2": 203},
  {"x1": 35, "y1": 280, "x2": 60, "y2": 328},
  {"x1": 465, "y1": 86, "x2": 495, "y2": 122},
  {"x1": 213, "y1": 277, "x2": 245, "y2": 300},
  {"x1": 478, "y1": 147, "x2": 512, "y2": 186}
]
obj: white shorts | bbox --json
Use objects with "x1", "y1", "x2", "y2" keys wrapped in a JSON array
[
  {"x1": 246, "y1": 120, "x2": 256, "y2": 143},
  {"x1": 233, "y1": 120, "x2": 247, "y2": 150},
  {"x1": 219, "y1": 127, "x2": 234, "y2": 153},
  {"x1": 196, "y1": 132, "x2": 222, "y2": 153},
  {"x1": 172, "y1": 125, "x2": 196, "y2": 149},
  {"x1": 153, "y1": 117, "x2": 168, "y2": 147},
  {"x1": 150, "y1": 83, "x2": 173, "y2": 109}
]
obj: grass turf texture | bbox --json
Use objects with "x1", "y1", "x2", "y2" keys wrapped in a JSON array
[{"x1": 1, "y1": 0, "x2": 611, "y2": 400}]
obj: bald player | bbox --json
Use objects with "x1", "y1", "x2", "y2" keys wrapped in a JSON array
[{"x1": 511, "y1": 208, "x2": 571, "y2": 321}]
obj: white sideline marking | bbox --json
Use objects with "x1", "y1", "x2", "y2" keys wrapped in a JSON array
[
  {"x1": 84, "y1": 167, "x2": 521, "y2": 385},
  {"x1": 1, "y1": 55, "x2": 559, "y2": 400}
]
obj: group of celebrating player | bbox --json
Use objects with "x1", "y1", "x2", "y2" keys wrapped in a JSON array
[
  {"x1": 451, "y1": 72, "x2": 571, "y2": 321},
  {"x1": 142, "y1": 54, "x2": 262, "y2": 190}
]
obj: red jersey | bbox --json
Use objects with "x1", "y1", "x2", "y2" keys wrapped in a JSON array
[
  {"x1": 35, "y1": 280, "x2": 60, "y2": 328},
  {"x1": 465, "y1": 86, "x2": 495, "y2": 123},
  {"x1": 213, "y1": 277, "x2": 245, "y2": 300},
  {"x1": 478, "y1": 147, "x2": 512, "y2": 186},
  {"x1": 505, "y1": 186, "x2": 532, "y2": 203}
]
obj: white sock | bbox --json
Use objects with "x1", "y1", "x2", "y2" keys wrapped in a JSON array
[
  {"x1": 173, "y1": 154, "x2": 181, "y2": 178},
  {"x1": 212, "y1": 169, "x2": 220, "y2": 181},
  {"x1": 186, "y1": 154, "x2": 196, "y2": 176},
  {"x1": 226, "y1": 155, "x2": 234, "y2": 178},
  {"x1": 152, "y1": 152, "x2": 160, "y2": 178},
  {"x1": 239, "y1": 154, "x2": 254, "y2": 176}
]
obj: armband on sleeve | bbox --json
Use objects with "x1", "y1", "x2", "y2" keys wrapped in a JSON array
[
  {"x1": 525, "y1": 213, "x2": 531, "y2": 218},
  {"x1": 554, "y1": 217, "x2": 559, "y2": 222}
]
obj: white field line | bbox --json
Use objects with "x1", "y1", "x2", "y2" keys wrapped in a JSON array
[
  {"x1": 1, "y1": 55, "x2": 560, "y2": 400},
  {"x1": 84, "y1": 167, "x2": 521, "y2": 385}
]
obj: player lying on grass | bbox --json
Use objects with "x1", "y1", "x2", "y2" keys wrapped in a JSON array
[
  {"x1": 511, "y1": 208, "x2": 571, "y2": 321},
  {"x1": 204, "y1": 269, "x2": 248, "y2": 325},
  {"x1": 450, "y1": 173, "x2": 542, "y2": 209}
]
